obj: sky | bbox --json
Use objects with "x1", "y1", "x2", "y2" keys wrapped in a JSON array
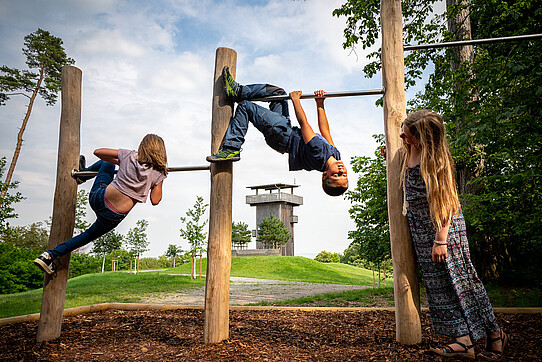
[{"x1": 0, "y1": 0, "x2": 412, "y2": 259}]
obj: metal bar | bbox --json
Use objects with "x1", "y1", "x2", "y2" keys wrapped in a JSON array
[
  {"x1": 251, "y1": 89, "x2": 385, "y2": 102},
  {"x1": 71, "y1": 165, "x2": 210, "y2": 178},
  {"x1": 404, "y1": 33, "x2": 542, "y2": 51}
]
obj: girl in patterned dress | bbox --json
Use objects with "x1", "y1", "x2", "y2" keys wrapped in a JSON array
[{"x1": 400, "y1": 110, "x2": 507, "y2": 360}]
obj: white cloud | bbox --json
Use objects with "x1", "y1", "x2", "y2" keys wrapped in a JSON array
[{"x1": 1, "y1": 0, "x2": 383, "y2": 258}]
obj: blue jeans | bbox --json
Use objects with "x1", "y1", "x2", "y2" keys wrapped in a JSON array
[
  {"x1": 48, "y1": 160, "x2": 127, "y2": 260},
  {"x1": 222, "y1": 84, "x2": 293, "y2": 153}
]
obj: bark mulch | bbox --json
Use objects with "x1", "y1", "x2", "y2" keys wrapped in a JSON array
[{"x1": 1, "y1": 309, "x2": 540, "y2": 361}]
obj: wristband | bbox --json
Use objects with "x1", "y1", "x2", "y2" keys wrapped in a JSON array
[{"x1": 434, "y1": 240, "x2": 447, "y2": 245}]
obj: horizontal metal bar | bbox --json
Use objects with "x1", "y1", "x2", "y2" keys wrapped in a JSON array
[
  {"x1": 71, "y1": 165, "x2": 210, "y2": 178},
  {"x1": 404, "y1": 33, "x2": 542, "y2": 51},
  {"x1": 251, "y1": 89, "x2": 385, "y2": 102}
]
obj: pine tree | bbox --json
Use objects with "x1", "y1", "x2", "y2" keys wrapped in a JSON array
[
  {"x1": 257, "y1": 215, "x2": 291, "y2": 249},
  {"x1": 0, "y1": 29, "x2": 74, "y2": 200}
]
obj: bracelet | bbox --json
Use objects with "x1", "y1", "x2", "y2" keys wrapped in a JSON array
[{"x1": 434, "y1": 240, "x2": 447, "y2": 245}]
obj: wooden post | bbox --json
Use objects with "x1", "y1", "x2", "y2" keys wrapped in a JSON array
[
  {"x1": 380, "y1": 0, "x2": 422, "y2": 344},
  {"x1": 203, "y1": 47, "x2": 236, "y2": 344},
  {"x1": 199, "y1": 253, "x2": 202, "y2": 279},
  {"x1": 36, "y1": 65, "x2": 82, "y2": 342},
  {"x1": 190, "y1": 253, "x2": 194, "y2": 279}
]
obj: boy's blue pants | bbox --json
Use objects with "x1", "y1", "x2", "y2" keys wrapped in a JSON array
[{"x1": 222, "y1": 84, "x2": 293, "y2": 153}]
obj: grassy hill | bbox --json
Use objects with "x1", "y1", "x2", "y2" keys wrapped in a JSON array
[
  {"x1": 169, "y1": 256, "x2": 384, "y2": 286},
  {"x1": 1, "y1": 257, "x2": 378, "y2": 318}
]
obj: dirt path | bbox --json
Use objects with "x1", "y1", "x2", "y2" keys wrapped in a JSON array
[{"x1": 140, "y1": 276, "x2": 371, "y2": 305}]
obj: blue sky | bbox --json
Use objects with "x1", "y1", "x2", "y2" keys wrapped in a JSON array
[{"x1": 1, "y1": 0, "x2": 394, "y2": 258}]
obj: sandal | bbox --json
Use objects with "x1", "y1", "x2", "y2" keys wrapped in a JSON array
[
  {"x1": 477, "y1": 329, "x2": 508, "y2": 361},
  {"x1": 430, "y1": 340, "x2": 475, "y2": 360}
]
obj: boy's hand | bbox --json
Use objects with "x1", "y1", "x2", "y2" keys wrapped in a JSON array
[
  {"x1": 314, "y1": 90, "x2": 325, "y2": 106},
  {"x1": 289, "y1": 90, "x2": 302, "y2": 102}
]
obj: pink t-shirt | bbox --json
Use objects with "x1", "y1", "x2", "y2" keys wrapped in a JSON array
[{"x1": 110, "y1": 149, "x2": 167, "y2": 203}]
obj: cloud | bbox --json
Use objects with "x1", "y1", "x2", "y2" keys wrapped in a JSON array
[{"x1": 1, "y1": 0, "x2": 382, "y2": 258}]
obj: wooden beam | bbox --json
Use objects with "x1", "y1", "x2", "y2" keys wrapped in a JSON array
[
  {"x1": 36, "y1": 65, "x2": 82, "y2": 342},
  {"x1": 203, "y1": 47, "x2": 236, "y2": 344},
  {"x1": 380, "y1": 0, "x2": 422, "y2": 345}
]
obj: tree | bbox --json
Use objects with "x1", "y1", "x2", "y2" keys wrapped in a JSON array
[
  {"x1": 1, "y1": 221, "x2": 49, "y2": 251},
  {"x1": 344, "y1": 135, "x2": 391, "y2": 269},
  {"x1": 257, "y1": 214, "x2": 291, "y2": 250},
  {"x1": 335, "y1": 0, "x2": 542, "y2": 283},
  {"x1": 125, "y1": 219, "x2": 149, "y2": 272},
  {"x1": 165, "y1": 244, "x2": 183, "y2": 268},
  {"x1": 91, "y1": 230, "x2": 123, "y2": 273},
  {"x1": 74, "y1": 190, "x2": 90, "y2": 235},
  {"x1": 232, "y1": 221, "x2": 251, "y2": 249},
  {"x1": 0, "y1": 29, "x2": 75, "y2": 200},
  {"x1": 0, "y1": 157, "x2": 24, "y2": 237},
  {"x1": 315, "y1": 250, "x2": 341, "y2": 263},
  {"x1": 179, "y1": 196, "x2": 208, "y2": 255}
]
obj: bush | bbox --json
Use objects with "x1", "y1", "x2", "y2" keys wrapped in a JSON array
[
  {"x1": 315, "y1": 250, "x2": 341, "y2": 263},
  {"x1": 0, "y1": 242, "x2": 43, "y2": 294},
  {"x1": 68, "y1": 253, "x2": 101, "y2": 278}
]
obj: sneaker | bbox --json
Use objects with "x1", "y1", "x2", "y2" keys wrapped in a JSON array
[
  {"x1": 222, "y1": 66, "x2": 240, "y2": 100},
  {"x1": 206, "y1": 148, "x2": 241, "y2": 162},
  {"x1": 34, "y1": 252, "x2": 56, "y2": 275},
  {"x1": 75, "y1": 155, "x2": 92, "y2": 184}
]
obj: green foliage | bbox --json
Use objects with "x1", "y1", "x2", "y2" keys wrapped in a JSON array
[
  {"x1": 125, "y1": 219, "x2": 149, "y2": 256},
  {"x1": 345, "y1": 135, "x2": 391, "y2": 267},
  {"x1": 179, "y1": 196, "x2": 208, "y2": 254},
  {"x1": 257, "y1": 214, "x2": 291, "y2": 249},
  {"x1": 0, "y1": 28, "x2": 75, "y2": 106},
  {"x1": 232, "y1": 221, "x2": 251, "y2": 248},
  {"x1": 409, "y1": 0, "x2": 542, "y2": 283},
  {"x1": 67, "y1": 253, "x2": 101, "y2": 279},
  {"x1": 138, "y1": 256, "x2": 169, "y2": 270},
  {"x1": 0, "y1": 242, "x2": 43, "y2": 294},
  {"x1": 333, "y1": 0, "x2": 446, "y2": 90},
  {"x1": 335, "y1": 0, "x2": 542, "y2": 285},
  {"x1": 314, "y1": 250, "x2": 341, "y2": 263},
  {"x1": 164, "y1": 244, "x2": 184, "y2": 267},
  {"x1": 74, "y1": 190, "x2": 90, "y2": 234},
  {"x1": 91, "y1": 230, "x2": 123, "y2": 256},
  {"x1": 0, "y1": 157, "x2": 24, "y2": 236},
  {"x1": 1, "y1": 221, "x2": 48, "y2": 250}
]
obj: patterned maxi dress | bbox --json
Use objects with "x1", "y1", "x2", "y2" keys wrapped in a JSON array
[{"x1": 404, "y1": 165, "x2": 499, "y2": 341}]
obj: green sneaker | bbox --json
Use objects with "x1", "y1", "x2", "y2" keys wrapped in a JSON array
[
  {"x1": 222, "y1": 66, "x2": 240, "y2": 100},
  {"x1": 206, "y1": 148, "x2": 241, "y2": 162}
]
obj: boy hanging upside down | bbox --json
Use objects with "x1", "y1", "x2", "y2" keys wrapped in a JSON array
[{"x1": 207, "y1": 67, "x2": 348, "y2": 196}]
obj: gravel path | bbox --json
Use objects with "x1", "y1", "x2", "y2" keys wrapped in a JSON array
[{"x1": 140, "y1": 276, "x2": 370, "y2": 305}]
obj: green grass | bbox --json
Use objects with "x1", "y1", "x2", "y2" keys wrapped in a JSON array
[
  {"x1": 252, "y1": 287, "x2": 395, "y2": 307},
  {"x1": 2, "y1": 257, "x2": 540, "y2": 319},
  {"x1": 251, "y1": 285, "x2": 542, "y2": 309},
  {"x1": 0, "y1": 272, "x2": 205, "y2": 318},
  {"x1": 168, "y1": 256, "x2": 382, "y2": 286},
  {"x1": 485, "y1": 284, "x2": 542, "y2": 308}
]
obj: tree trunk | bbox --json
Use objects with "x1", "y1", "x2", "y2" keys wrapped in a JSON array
[
  {"x1": 1, "y1": 63, "x2": 45, "y2": 200},
  {"x1": 446, "y1": 0, "x2": 499, "y2": 279},
  {"x1": 102, "y1": 254, "x2": 106, "y2": 273},
  {"x1": 446, "y1": 0, "x2": 481, "y2": 194}
]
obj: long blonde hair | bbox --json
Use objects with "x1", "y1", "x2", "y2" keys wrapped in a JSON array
[
  {"x1": 401, "y1": 110, "x2": 460, "y2": 230},
  {"x1": 137, "y1": 134, "x2": 168, "y2": 174}
]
